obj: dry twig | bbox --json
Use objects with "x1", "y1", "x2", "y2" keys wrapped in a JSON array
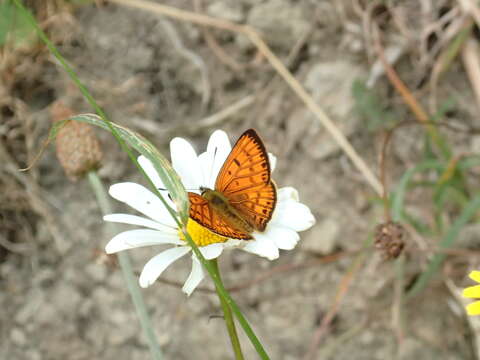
[
  {"x1": 192, "y1": 0, "x2": 248, "y2": 73},
  {"x1": 303, "y1": 251, "x2": 366, "y2": 360},
  {"x1": 461, "y1": 37, "x2": 480, "y2": 112},
  {"x1": 157, "y1": 17, "x2": 211, "y2": 107}
]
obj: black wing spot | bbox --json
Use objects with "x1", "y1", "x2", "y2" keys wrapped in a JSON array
[
  {"x1": 233, "y1": 159, "x2": 240, "y2": 166},
  {"x1": 262, "y1": 209, "x2": 268, "y2": 214}
]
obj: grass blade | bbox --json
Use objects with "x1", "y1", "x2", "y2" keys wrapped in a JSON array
[{"x1": 406, "y1": 194, "x2": 480, "y2": 299}]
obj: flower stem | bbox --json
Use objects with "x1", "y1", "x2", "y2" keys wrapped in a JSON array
[
  {"x1": 210, "y1": 259, "x2": 244, "y2": 360},
  {"x1": 87, "y1": 171, "x2": 164, "y2": 360}
]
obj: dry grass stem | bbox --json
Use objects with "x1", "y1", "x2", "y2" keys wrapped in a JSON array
[
  {"x1": 428, "y1": 17, "x2": 473, "y2": 114},
  {"x1": 0, "y1": 142, "x2": 65, "y2": 252},
  {"x1": 183, "y1": 95, "x2": 254, "y2": 134},
  {"x1": 444, "y1": 278, "x2": 480, "y2": 360},
  {"x1": 392, "y1": 255, "x2": 405, "y2": 348},
  {"x1": 107, "y1": 0, "x2": 383, "y2": 196},
  {"x1": 193, "y1": 0, "x2": 247, "y2": 72},
  {"x1": 459, "y1": 0, "x2": 480, "y2": 28},
  {"x1": 372, "y1": 25, "x2": 430, "y2": 124},
  {"x1": 157, "y1": 17, "x2": 211, "y2": 107},
  {"x1": 461, "y1": 38, "x2": 480, "y2": 112},
  {"x1": 304, "y1": 253, "x2": 366, "y2": 360}
]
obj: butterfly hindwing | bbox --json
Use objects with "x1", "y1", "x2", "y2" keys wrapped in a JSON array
[
  {"x1": 215, "y1": 129, "x2": 277, "y2": 232},
  {"x1": 188, "y1": 192, "x2": 252, "y2": 239}
]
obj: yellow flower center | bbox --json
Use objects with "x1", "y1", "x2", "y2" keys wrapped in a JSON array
[{"x1": 179, "y1": 218, "x2": 227, "y2": 246}]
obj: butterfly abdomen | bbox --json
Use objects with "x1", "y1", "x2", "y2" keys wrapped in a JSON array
[{"x1": 203, "y1": 189, "x2": 254, "y2": 235}]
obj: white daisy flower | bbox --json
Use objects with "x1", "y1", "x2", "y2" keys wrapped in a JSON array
[
  {"x1": 104, "y1": 155, "x2": 240, "y2": 296},
  {"x1": 170, "y1": 130, "x2": 315, "y2": 260},
  {"x1": 104, "y1": 130, "x2": 315, "y2": 296}
]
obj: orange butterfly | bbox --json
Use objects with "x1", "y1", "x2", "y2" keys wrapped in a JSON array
[{"x1": 188, "y1": 129, "x2": 277, "y2": 240}]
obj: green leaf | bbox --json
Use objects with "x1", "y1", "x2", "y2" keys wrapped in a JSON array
[
  {"x1": 391, "y1": 157, "x2": 480, "y2": 223},
  {"x1": 390, "y1": 156, "x2": 480, "y2": 298},
  {"x1": 352, "y1": 79, "x2": 397, "y2": 131},
  {"x1": 0, "y1": 0, "x2": 36, "y2": 48},
  {"x1": 391, "y1": 160, "x2": 443, "y2": 222}
]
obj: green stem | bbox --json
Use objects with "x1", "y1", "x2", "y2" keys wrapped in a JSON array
[
  {"x1": 210, "y1": 259, "x2": 244, "y2": 360},
  {"x1": 87, "y1": 171, "x2": 164, "y2": 360}
]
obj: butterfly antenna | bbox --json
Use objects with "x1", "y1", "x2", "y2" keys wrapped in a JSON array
[
  {"x1": 157, "y1": 187, "x2": 199, "y2": 192},
  {"x1": 208, "y1": 147, "x2": 218, "y2": 187}
]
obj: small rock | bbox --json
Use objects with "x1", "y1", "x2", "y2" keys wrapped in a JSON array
[
  {"x1": 207, "y1": 1, "x2": 244, "y2": 23},
  {"x1": 471, "y1": 135, "x2": 480, "y2": 153},
  {"x1": 24, "y1": 350, "x2": 42, "y2": 360},
  {"x1": 239, "y1": 0, "x2": 309, "y2": 51},
  {"x1": 84, "y1": 263, "x2": 108, "y2": 282},
  {"x1": 294, "y1": 60, "x2": 366, "y2": 159},
  {"x1": 52, "y1": 284, "x2": 82, "y2": 316},
  {"x1": 131, "y1": 349, "x2": 149, "y2": 360},
  {"x1": 359, "y1": 330, "x2": 375, "y2": 345},
  {"x1": 110, "y1": 308, "x2": 129, "y2": 325},
  {"x1": 457, "y1": 223, "x2": 480, "y2": 248},
  {"x1": 79, "y1": 299, "x2": 94, "y2": 317},
  {"x1": 107, "y1": 312, "x2": 137, "y2": 345},
  {"x1": 35, "y1": 303, "x2": 57, "y2": 326},
  {"x1": 10, "y1": 327, "x2": 27, "y2": 347},
  {"x1": 15, "y1": 292, "x2": 44, "y2": 324},
  {"x1": 301, "y1": 217, "x2": 339, "y2": 255}
]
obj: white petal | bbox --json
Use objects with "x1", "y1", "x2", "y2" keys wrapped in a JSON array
[
  {"x1": 182, "y1": 255, "x2": 204, "y2": 296},
  {"x1": 243, "y1": 233, "x2": 279, "y2": 260},
  {"x1": 170, "y1": 137, "x2": 202, "y2": 190},
  {"x1": 109, "y1": 183, "x2": 176, "y2": 227},
  {"x1": 277, "y1": 187, "x2": 299, "y2": 202},
  {"x1": 139, "y1": 246, "x2": 191, "y2": 288},
  {"x1": 137, "y1": 155, "x2": 166, "y2": 190},
  {"x1": 104, "y1": 214, "x2": 177, "y2": 233},
  {"x1": 105, "y1": 229, "x2": 183, "y2": 254},
  {"x1": 271, "y1": 201, "x2": 315, "y2": 232},
  {"x1": 268, "y1": 153, "x2": 277, "y2": 173},
  {"x1": 205, "y1": 130, "x2": 231, "y2": 187},
  {"x1": 198, "y1": 151, "x2": 213, "y2": 190},
  {"x1": 199, "y1": 243, "x2": 224, "y2": 259},
  {"x1": 264, "y1": 225, "x2": 299, "y2": 250},
  {"x1": 223, "y1": 239, "x2": 243, "y2": 248}
]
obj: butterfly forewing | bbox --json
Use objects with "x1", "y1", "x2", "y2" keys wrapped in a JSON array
[
  {"x1": 227, "y1": 181, "x2": 276, "y2": 232},
  {"x1": 215, "y1": 129, "x2": 277, "y2": 232}
]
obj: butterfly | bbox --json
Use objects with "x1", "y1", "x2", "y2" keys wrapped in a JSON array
[{"x1": 188, "y1": 129, "x2": 277, "y2": 240}]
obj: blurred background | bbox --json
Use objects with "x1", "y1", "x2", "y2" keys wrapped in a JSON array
[{"x1": 2, "y1": 0, "x2": 480, "y2": 359}]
